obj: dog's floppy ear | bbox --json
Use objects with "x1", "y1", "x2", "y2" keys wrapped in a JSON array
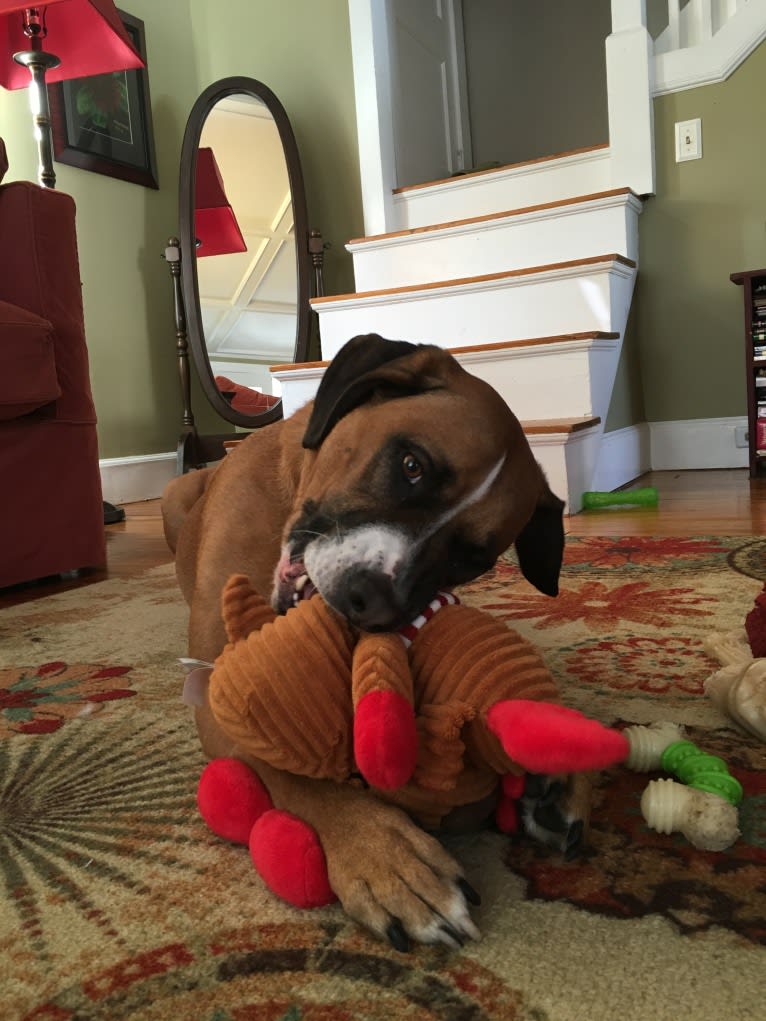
[
  {"x1": 514, "y1": 484, "x2": 565, "y2": 596},
  {"x1": 303, "y1": 334, "x2": 440, "y2": 449}
]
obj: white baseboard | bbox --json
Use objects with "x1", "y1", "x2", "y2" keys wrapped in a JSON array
[
  {"x1": 99, "y1": 452, "x2": 176, "y2": 505},
  {"x1": 592, "y1": 422, "x2": 651, "y2": 491},
  {"x1": 591, "y1": 417, "x2": 747, "y2": 490},
  {"x1": 648, "y1": 416, "x2": 749, "y2": 471},
  {"x1": 98, "y1": 415, "x2": 748, "y2": 507}
]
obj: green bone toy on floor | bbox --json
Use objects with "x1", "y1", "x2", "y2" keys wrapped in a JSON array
[{"x1": 582, "y1": 487, "x2": 659, "y2": 509}]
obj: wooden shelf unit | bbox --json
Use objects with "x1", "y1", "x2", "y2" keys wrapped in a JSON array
[{"x1": 731, "y1": 267, "x2": 766, "y2": 477}]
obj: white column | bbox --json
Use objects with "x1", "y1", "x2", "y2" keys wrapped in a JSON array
[
  {"x1": 606, "y1": 0, "x2": 656, "y2": 196},
  {"x1": 692, "y1": 0, "x2": 714, "y2": 44},
  {"x1": 667, "y1": 0, "x2": 682, "y2": 48},
  {"x1": 348, "y1": 0, "x2": 397, "y2": 236}
]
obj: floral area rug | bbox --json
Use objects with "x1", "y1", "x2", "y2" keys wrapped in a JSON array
[{"x1": 1, "y1": 536, "x2": 765, "y2": 1021}]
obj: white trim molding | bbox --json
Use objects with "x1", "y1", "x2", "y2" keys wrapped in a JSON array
[
  {"x1": 592, "y1": 422, "x2": 652, "y2": 491},
  {"x1": 653, "y1": 0, "x2": 766, "y2": 95},
  {"x1": 97, "y1": 417, "x2": 748, "y2": 510},
  {"x1": 348, "y1": 0, "x2": 397, "y2": 235},
  {"x1": 648, "y1": 416, "x2": 749, "y2": 470},
  {"x1": 99, "y1": 452, "x2": 177, "y2": 505}
]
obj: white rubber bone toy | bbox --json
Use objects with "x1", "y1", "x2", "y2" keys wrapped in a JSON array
[
  {"x1": 625, "y1": 722, "x2": 741, "y2": 852},
  {"x1": 640, "y1": 778, "x2": 740, "y2": 852}
]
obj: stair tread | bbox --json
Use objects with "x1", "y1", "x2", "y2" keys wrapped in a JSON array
[
  {"x1": 270, "y1": 335, "x2": 618, "y2": 374},
  {"x1": 311, "y1": 254, "x2": 636, "y2": 305},
  {"x1": 223, "y1": 420, "x2": 600, "y2": 451},
  {"x1": 521, "y1": 416, "x2": 601, "y2": 434},
  {"x1": 445, "y1": 332, "x2": 619, "y2": 355},
  {"x1": 349, "y1": 188, "x2": 640, "y2": 247},
  {"x1": 392, "y1": 144, "x2": 610, "y2": 196}
]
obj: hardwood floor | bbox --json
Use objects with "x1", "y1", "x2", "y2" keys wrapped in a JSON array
[
  {"x1": 567, "y1": 468, "x2": 766, "y2": 537},
  {"x1": 1, "y1": 469, "x2": 764, "y2": 610}
]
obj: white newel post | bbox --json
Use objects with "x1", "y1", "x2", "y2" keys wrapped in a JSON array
[
  {"x1": 348, "y1": 0, "x2": 397, "y2": 236},
  {"x1": 606, "y1": 0, "x2": 656, "y2": 196}
]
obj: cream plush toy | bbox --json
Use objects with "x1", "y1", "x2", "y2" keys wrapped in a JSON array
[{"x1": 702, "y1": 582, "x2": 766, "y2": 743}]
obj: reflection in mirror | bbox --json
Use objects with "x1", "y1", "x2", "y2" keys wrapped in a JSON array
[
  {"x1": 196, "y1": 93, "x2": 295, "y2": 416},
  {"x1": 169, "y1": 76, "x2": 316, "y2": 473}
]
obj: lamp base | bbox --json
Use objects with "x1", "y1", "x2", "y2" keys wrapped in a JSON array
[{"x1": 13, "y1": 49, "x2": 61, "y2": 189}]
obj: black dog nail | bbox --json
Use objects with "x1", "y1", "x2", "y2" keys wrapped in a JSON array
[
  {"x1": 457, "y1": 877, "x2": 481, "y2": 906},
  {"x1": 386, "y1": 917, "x2": 410, "y2": 953},
  {"x1": 440, "y1": 923, "x2": 465, "y2": 947}
]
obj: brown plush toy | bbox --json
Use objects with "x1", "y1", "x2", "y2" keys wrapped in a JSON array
[{"x1": 207, "y1": 574, "x2": 629, "y2": 830}]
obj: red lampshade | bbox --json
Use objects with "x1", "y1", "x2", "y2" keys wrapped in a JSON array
[
  {"x1": 0, "y1": 0, "x2": 144, "y2": 90},
  {"x1": 195, "y1": 147, "x2": 247, "y2": 258}
]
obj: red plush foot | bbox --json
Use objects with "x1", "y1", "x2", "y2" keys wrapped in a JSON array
[
  {"x1": 198, "y1": 758, "x2": 273, "y2": 844},
  {"x1": 495, "y1": 773, "x2": 525, "y2": 834},
  {"x1": 487, "y1": 700, "x2": 630, "y2": 774},
  {"x1": 249, "y1": 809, "x2": 336, "y2": 908},
  {"x1": 354, "y1": 689, "x2": 418, "y2": 789}
]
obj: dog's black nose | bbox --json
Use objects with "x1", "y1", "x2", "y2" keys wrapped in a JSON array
[{"x1": 333, "y1": 569, "x2": 399, "y2": 631}]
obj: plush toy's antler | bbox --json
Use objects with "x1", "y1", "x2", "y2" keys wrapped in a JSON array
[{"x1": 221, "y1": 573, "x2": 278, "y2": 642}]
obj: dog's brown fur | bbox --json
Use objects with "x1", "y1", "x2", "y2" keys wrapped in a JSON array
[{"x1": 163, "y1": 336, "x2": 575, "y2": 949}]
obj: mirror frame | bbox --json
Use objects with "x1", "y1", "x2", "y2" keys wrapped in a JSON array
[{"x1": 179, "y1": 76, "x2": 312, "y2": 430}]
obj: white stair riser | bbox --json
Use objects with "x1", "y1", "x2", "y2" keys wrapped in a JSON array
[
  {"x1": 315, "y1": 265, "x2": 636, "y2": 359},
  {"x1": 351, "y1": 198, "x2": 640, "y2": 292},
  {"x1": 274, "y1": 341, "x2": 620, "y2": 426},
  {"x1": 529, "y1": 427, "x2": 603, "y2": 514},
  {"x1": 271, "y1": 365, "x2": 325, "y2": 419},
  {"x1": 270, "y1": 360, "x2": 599, "y2": 513},
  {"x1": 393, "y1": 149, "x2": 612, "y2": 231},
  {"x1": 459, "y1": 341, "x2": 620, "y2": 423}
]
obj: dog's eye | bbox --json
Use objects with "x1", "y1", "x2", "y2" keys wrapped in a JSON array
[{"x1": 402, "y1": 452, "x2": 423, "y2": 483}]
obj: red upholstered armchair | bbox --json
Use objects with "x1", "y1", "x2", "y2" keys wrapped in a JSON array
[{"x1": 0, "y1": 139, "x2": 106, "y2": 588}]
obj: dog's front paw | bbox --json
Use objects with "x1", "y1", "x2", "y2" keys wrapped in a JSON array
[{"x1": 323, "y1": 801, "x2": 481, "y2": 952}]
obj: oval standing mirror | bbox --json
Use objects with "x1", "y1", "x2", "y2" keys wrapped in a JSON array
[{"x1": 179, "y1": 76, "x2": 312, "y2": 434}]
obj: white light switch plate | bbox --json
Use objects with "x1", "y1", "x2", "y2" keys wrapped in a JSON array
[{"x1": 675, "y1": 118, "x2": 702, "y2": 162}]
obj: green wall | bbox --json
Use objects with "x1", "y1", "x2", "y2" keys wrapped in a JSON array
[
  {"x1": 604, "y1": 37, "x2": 766, "y2": 431},
  {"x1": 463, "y1": 0, "x2": 611, "y2": 167},
  {"x1": 0, "y1": 0, "x2": 361, "y2": 458},
  {"x1": 1, "y1": 3, "x2": 762, "y2": 450}
]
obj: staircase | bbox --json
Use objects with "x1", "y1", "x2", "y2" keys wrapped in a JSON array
[
  {"x1": 273, "y1": 0, "x2": 766, "y2": 513},
  {"x1": 275, "y1": 147, "x2": 640, "y2": 513}
]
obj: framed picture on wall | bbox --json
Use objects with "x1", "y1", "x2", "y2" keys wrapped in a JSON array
[{"x1": 49, "y1": 9, "x2": 159, "y2": 189}]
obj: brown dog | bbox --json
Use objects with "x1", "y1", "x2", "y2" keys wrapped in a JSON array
[{"x1": 163, "y1": 335, "x2": 575, "y2": 950}]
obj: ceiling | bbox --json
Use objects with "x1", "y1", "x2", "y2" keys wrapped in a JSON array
[{"x1": 197, "y1": 95, "x2": 297, "y2": 368}]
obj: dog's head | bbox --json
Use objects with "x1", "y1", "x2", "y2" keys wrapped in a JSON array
[{"x1": 272, "y1": 334, "x2": 565, "y2": 631}]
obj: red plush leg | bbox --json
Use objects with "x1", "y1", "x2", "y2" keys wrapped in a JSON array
[
  {"x1": 354, "y1": 690, "x2": 418, "y2": 789},
  {"x1": 198, "y1": 758, "x2": 273, "y2": 845},
  {"x1": 495, "y1": 773, "x2": 525, "y2": 834},
  {"x1": 486, "y1": 700, "x2": 630, "y2": 774},
  {"x1": 249, "y1": 809, "x2": 336, "y2": 909}
]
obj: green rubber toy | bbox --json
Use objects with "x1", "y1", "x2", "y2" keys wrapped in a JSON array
[
  {"x1": 661, "y1": 740, "x2": 743, "y2": 806},
  {"x1": 582, "y1": 487, "x2": 659, "y2": 510}
]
